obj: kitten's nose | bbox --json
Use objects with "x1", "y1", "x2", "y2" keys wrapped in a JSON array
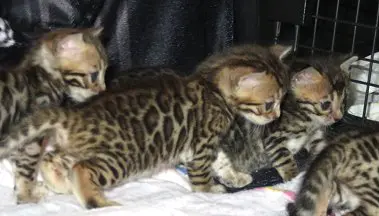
[
  {"x1": 332, "y1": 111, "x2": 343, "y2": 121},
  {"x1": 93, "y1": 85, "x2": 106, "y2": 92}
]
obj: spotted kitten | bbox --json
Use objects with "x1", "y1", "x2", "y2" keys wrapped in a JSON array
[
  {"x1": 0, "y1": 27, "x2": 108, "y2": 203},
  {"x1": 287, "y1": 128, "x2": 379, "y2": 216},
  {"x1": 0, "y1": 44, "x2": 287, "y2": 209},
  {"x1": 0, "y1": 27, "x2": 108, "y2": 136},
  {"x1": 213, "y1": 55, "x2": 357, "y2": 188}
]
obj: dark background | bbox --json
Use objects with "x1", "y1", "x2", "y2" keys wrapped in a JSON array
[
  {"x1": 1, "y1": 0, "x2": 378, "y2": 78},
  {"x1": 0, "y1": 0, "x2": 310, "y2": 81}
]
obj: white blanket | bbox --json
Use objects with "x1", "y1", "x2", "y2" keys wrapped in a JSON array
[{"x1": 0, "y1": 160, "x2": 303, "y2": 216}]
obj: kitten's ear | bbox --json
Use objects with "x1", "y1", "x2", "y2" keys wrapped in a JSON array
[
  {"x1": 56, "y1": 33, "x2": 84, "y2": 54},
  {"x1": 89, "y1": 27, "x2": 103, "y2": 37},
  {"x1": 291, "y1": 66, "x2": 322, "y2": 86},
  {"x1": 236, "y1": 72, "x2": 266, "y2": 90},
  {"x1": 269, "y1": 44, "x2": 293, "y2": 61}
]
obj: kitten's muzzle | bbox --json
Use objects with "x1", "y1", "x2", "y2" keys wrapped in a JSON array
[
  {"x1": 92, "y1": 85, "x2": 106, "y2": 92},
  {"x1": 273, "y1": 109, "x2": 281, "y2": 119},
  {"x1": 328, "y1": 111, "x2": 343, "y2": 123}
]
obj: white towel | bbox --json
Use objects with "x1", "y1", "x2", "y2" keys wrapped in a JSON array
[{"x1": 0, "y1": 160, "x2": 303, "y2": 216}]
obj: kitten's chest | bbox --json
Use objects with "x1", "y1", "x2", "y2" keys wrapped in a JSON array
[
  {"x1": 285, "y1": 129, "x2": 323, "y2": 154},
  {"x1": 286, "y1": 136, "x2": 308, "y2": 153}
]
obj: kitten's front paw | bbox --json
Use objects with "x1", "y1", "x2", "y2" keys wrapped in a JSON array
[
  {"x1": 16, "y1": 192, "x2": 42, "y2": 204},
  {"x1": 218, "y1": 171, "x2": 253, "y2": 188},
  {"x1": 277, "y1": 168, "x2": 298, "y2": 182},
  {"x1": 16, "y1": 182, "x2": 48, "y2": 204},
  {"x1": 96, "y1": 200, "x2": 122, "y2": 208},
  {"x1": 191, "y1": 183, "x2": 226, "y2": 193},
  {"x1": 33, "y1": 182, "x2": 49, "y2": 198},
  {"x1": 210, "y1": 184, "x2": 227, "y2": 193},
  {"x1": 85, "y1": 198, "x2": 122, "y2": 209}
]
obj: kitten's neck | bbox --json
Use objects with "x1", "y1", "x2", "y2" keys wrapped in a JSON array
[
  {"x1": 195, "y1": 77, "x2": 235, "y2": 122},
  {"x1": 281, "y1": 98, "x2": 327, "y2": 131},
  {"x1": 23, "y1": 66, "x2": 66, "y2": 110}
]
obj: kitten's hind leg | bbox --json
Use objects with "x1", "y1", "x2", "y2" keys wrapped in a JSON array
[
  {"x1": 341, "y1": 189, "x2": 379, "y2": 216},
  {"x1": 329, "y1": 181, "x2": 361, "y2": 215},
  {"x1": 71, "y1": 162, "x2": 121, "y2": 209},
  {"x1": 12, "y1": 138, "x2": 47, "y2": 204},
  {"x1": 69, "y1": 149, "x2": 126, "y2": 209},
  {"x1": 40, "y1": 150, "x2": 75, "y2": 194},
  {"x1": 212, "y1": 150, "x2": 252, "y2": 188}
]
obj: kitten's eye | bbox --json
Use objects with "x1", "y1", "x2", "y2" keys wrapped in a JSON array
[
  {"x1": 320, "y1": 101, "x2": 331, "y2": 110},
  {"x1": 65, "y1": 79, "x2": 82, "y2": 87},
  {"x1": 90, "y1": 71, "x2": 99, "y2": 82},
  {"x1": 265, "y1": 101, "x2": 274, "y2": 111}
]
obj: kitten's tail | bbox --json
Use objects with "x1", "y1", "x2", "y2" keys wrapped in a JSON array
[
  {"x1": 288, "y1": 147, "x2": 343, "y2": 216},
  {"x1": 0, "y1": 107, "x2": 68, "y2": 159}
]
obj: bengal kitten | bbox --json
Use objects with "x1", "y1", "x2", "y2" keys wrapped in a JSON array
[
  {"x1": 0, "y1": 27, "x2": 108, "y2": 203},
  {"x1": 0, "y1": 44, "x2": 288, "y2": 209},
  {"x1": 287, "y1": 129, "x2": 379, "y2": 216},
  {"x1": 213, "y1": 55, "x2": 356, "y2": 188},
  {"x1": 109, "y1": 45, "x2": 291, "y2": 189}
]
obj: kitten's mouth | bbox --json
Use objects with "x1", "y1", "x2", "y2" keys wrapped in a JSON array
[
  {"x1": 247, "y1": 116, "x2": 274, "y2": 125},
  {"x1": 323, "y1": 115, "x2": 341, "y2": 126},
  {"x1": 328, "y1": 113, "x2": 343, "y2": 123}
]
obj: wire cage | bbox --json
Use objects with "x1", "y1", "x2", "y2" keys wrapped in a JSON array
[{"x1": 270, "y1": 0, "x2": 379, "y2": 131}]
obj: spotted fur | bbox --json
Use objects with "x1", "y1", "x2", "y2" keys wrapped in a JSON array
[
  {"x1": 0, "y1": 27, "x2": 108, "y2": 204},
  {"x1": 288, "y1": 129, "x2": 379, "y2": 216},
  {"x1": 213, "y1": 55, "x2": 354, "y2": 188},
  {"x1": 0, "y1": 44, "x2": 286, "y2": 209}
]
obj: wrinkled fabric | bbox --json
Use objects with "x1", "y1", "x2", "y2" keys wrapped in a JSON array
[
  {"x1": 0, "y1": 0, "x2": 234, "y2": 81},
  {"x1": 0, "y1": 159, "x2": 303, "y2": 216}
]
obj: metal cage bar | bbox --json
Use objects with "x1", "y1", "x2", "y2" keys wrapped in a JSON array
[
  {"x1": 310, "y1": 0, "x2": 321, "y2": 55},
  {"x1": 361, "y1": 1, "x2": 379, "y2": 122},
  {"x1": 351, "y1": 0, "x2": 361, "y2": 54},
  {"x1": 330, "y1": 0, "x2": 340, "y2": 52},
  {"x1": 311, "y1": 15, "x2": 379, "y2": 30}
]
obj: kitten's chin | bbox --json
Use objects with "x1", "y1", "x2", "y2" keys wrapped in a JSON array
[
  {"x1": 68, "y1": 87, "x2": 99, "y2": 103},
  {"x1": 315, "y1": 116, "x2": 339, "y2": 126},
  {"x1": 239, "y1": 113, "x2": 274, "y2": 125}
]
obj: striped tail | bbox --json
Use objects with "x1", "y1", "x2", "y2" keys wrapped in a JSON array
[
  {"x1": 288, "y1": 151, "x2": 341, "y2": 216},
  {"x1": 0, "y1": 107, "x2": 66, "y2": 159}
]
